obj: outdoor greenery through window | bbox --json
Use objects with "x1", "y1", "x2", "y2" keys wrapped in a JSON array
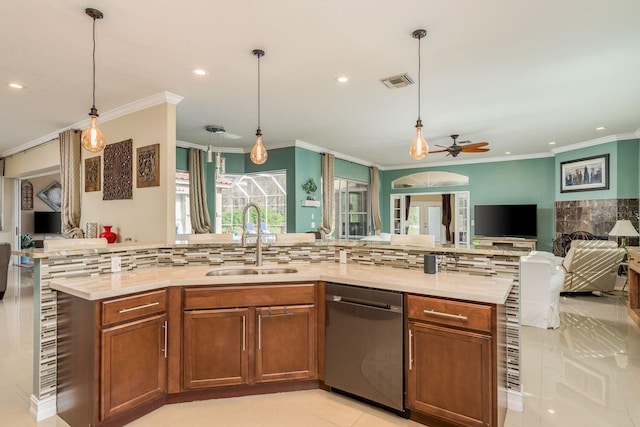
[{"x1": 217, "y1": 171, "x2": 287, "y2": 236}]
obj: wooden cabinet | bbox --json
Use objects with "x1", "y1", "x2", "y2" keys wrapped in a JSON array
[
  {"x1": 406, "y1": 294, "x2": 505, "y2": 427},
  {"x1": 627, "y1": 248, "x2": 640, "y2": 326},
  {"x1": 255, "y1": 304, "x2": 316, "y2": 382},
  {"x1": 182, "y1": 283, "x2": 317, "y2": 391},
  {"x1": 183, "y1": 308, "x2": 249, "y2": 388},
  {"x1": 101, "y1": 313, "x2": 167, "y2": 420},
  {"x1": 57, "y1": 289, "x2": 168, "y2": 427}
]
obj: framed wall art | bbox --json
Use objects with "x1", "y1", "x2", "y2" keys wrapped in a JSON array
[
  {"x1": 560, "y1": 154, "x2": 609, "y2": 193},
  {"x1": 38, "y1": 180, "x2": 62, "y2": 211},
  {"x1": 136, "y1": 143, "x2": 160, "y2": 188},
  {"x1": 85, "y1": 156, "x2": 101, "y2": 192},
  {"x1": 103, "y1": 139, "x2": 133, "y2": 200}
]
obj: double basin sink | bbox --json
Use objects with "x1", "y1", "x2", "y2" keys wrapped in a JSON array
[{"x1": 206, "y1": 267, "x2": 299, "y2": 276}]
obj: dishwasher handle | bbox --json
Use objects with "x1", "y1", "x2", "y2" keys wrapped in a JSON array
[{"x1": 326, "y1": 294, "x2": 402, "y2": 313}]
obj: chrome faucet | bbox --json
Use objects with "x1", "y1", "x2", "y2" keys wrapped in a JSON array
[{"x1": 241, "y1": 203, "x2": 263, "y2": 266}]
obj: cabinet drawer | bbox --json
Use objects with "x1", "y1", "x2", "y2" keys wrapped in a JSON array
[
  {"x1": 184, "y1": 283, "x2": 316, "y2": 310},
  {"x1": 101, "y1": 290, "x2": 167, "y2": 326},
  {"x1": 406, "y1": 294, "x2": 492, "y2": 333}
]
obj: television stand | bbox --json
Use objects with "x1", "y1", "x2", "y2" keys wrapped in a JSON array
[{"x1": 473, "y1": 237, "x2": 536, "y2": 251}]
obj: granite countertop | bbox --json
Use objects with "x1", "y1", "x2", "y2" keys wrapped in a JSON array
[{"x1": 49, "y1": 263, "x2": 514, "y2": 305}]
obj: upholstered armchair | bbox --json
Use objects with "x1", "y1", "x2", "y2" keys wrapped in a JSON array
[
  {"x1": 520, "y1": 251, "x2": 565, "y2": 329},
  {"x1": 561, "y1": 240, "x2": 625, "y2": 293}
]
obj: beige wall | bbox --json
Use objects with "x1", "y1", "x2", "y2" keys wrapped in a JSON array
[
  {"x1": 3, "y1": 102, "x2": 177, "y2": 245},
  {"x1": 81, "y1": 103, "x2": 177, "y2": 244}
]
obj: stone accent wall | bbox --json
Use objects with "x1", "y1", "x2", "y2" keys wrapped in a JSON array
[{"x1": 555, "y1": 198, "x2": 639, "y2": 245}]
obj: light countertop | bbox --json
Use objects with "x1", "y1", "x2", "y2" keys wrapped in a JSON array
[{"x1": 49, "y1": 263, "x2": 514, "y2": 305}]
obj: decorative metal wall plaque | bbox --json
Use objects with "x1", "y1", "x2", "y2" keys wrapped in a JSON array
[
  {"x1": 38, "y1": 181, "x2": 62, "y2": 211},
  {"x1": 84, "y1": 156, "x2": 101, "y2": 192},
  {"x1": 136, "y1": 143, "x2": 160, "y2": 188},
  {"x1": 103, "y1": 139, "x2": 133, "y2": 200},
  {"x1": 21, "y1": 180, "x2": 33, "y2": 210}
]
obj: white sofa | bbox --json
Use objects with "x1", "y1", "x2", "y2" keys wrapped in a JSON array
[{"x1": 520, "y1": 251, "x2": 565, "y2": 329}]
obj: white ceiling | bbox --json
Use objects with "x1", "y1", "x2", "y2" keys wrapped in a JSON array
[{"x1": 2, "y1": 0, "x2": 640, "y2": 168}]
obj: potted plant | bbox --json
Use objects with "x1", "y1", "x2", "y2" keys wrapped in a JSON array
[{"x1": 20, "y1": 233, "x2": 34, "y2": 264}]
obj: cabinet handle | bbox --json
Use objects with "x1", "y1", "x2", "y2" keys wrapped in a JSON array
[
  {"x1": 408, "y1": 329, "x2": 413, "y2": 371},
  {"x1": 258, "y1": 314, "x2": 262, "y2": 350},
  {"x1": 242, "y1": 315, "x2": 246, "y2": 352},
  {"x1": 119, "y1": 301, "x2": 159, "y2": 314},
  {"x1": 161, "y1": 320, "x2": 168, "y2": 358},
  {"x1": 423, "y1": 309, "x2": 468, "y2": 321},
  {"x1": 262, "y1": 306, "x2": 295, "y2": 318}
]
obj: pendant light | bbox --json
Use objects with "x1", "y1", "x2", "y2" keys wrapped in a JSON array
[
  {"x1": 205, "y1": 125, "x2": 225, "y2": 163},
  {"x1": 81, "y1": 8, "x2": 107, "y2": 152},
  {"x1": 250, "y1": 49, "x2": 268, "y2": 165},
  {"x1": 409, "y1": 29, "x2": 428, "y2": 160}
]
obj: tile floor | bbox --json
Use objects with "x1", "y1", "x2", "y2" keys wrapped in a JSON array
[{"x1": 1, "y1": 267, "x2": 639, "y2": 426}]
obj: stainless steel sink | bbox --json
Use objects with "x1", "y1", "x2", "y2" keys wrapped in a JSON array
[
  {"x1": 206, "y1": 268, "x2": 259, "y2": 276},
  {"x1": 258, "y1": 268, "x2": 299, "y2": 274},
  {"x1": 205, "y1": 267, "x2": 298, "y2": 276}
]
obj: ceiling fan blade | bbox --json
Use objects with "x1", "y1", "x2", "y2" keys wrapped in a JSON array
[
  {"x1": 428, "y1": 149, "x2": 449, "y2": 154},
  {"x1": 463, "y1": 147, "x2": 491, "y2": 153},
  {"x1": 457, "y1": 140, "x2": 472, "y2": 144},
  {"x1": 434, "y1": 144, "x2": 449, "y2": 148},
  {"x1": 460, "y1": 142, "x2": 489, "y2": 150}
]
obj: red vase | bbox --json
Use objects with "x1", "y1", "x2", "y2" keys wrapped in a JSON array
[{"x1": 100, "y1": 225, "x2": 117, "y2": 244}]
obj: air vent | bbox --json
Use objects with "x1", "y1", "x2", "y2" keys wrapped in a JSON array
[{"x1": 380, "y1": 73, "x2": 414, "y2": 89}]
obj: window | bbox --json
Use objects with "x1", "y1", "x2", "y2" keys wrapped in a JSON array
[
  {"x1": 334, "y1": 179, "x2": 369, "y2": 240},
  {"x1": 217, "y1": 171, "x2": 287, "y2": 235}
]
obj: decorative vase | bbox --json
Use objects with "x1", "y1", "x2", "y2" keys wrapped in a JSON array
[{"x1": 99, "y1": 225, "x2": 117, "y2": 244}]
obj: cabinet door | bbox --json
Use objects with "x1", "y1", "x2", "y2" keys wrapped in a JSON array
[
  {"x1": 255, "y1": 305, "x2": 316, "y2": 383},
  {"x1": 408, "y1": 321, "x2": 491, "y2": 427},
  {"x1": 101, "y1": 314, "x2": 167, "y2": 421},
  {"x1": 183, "y1": 308, "x2": 249, "y2": 389}
]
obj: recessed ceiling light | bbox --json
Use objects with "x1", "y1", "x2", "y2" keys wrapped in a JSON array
[
  {"x1": 336, "y1": 75, "x2": 349, "y2": 83},
  {"x1": 8, "y1": 82, "x2": 25, "y2": 89},
  {"x1": 596, "y1": 126, "x2": 606, "y2": 130},
  {"x1": 192, "y1": 69, "x2": 208, "y2": 76},
  {"x1": 549, "y1": 141, "x2": 556, "y2": 145},
  {"x1": 505, "y1": 151, "x2": 511, "y2": 155},
  {"x1": 548, "y1": 409, "x2": 556, "y2": 414}
]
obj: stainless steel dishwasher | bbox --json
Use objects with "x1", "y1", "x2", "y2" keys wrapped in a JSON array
[{"x1": 324, "y1": 283, "x2": 405, "y2": 413}]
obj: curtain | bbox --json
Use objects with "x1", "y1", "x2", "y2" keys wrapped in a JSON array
[
  {"x1": 369, "y1": 166, "x2": 381, "y2": 235},
  {"x1": 59, "y1": 129, "x2": 84, "y2": 238},
  {"x1": 319, "y1": 153, "x2": 335, "y2": 237},
  {"x1": 188, "y1": 148, "x2": 213, "y2": 233},
  {"x1": 404, "y1": 195, "x2": 411, "y2": 221},
  {"x1": 442, "y1": 194, "x2": 452, "y2": 243},
  {"x1": 0, "y1": 158, "x2": 4, "y2": 231}
]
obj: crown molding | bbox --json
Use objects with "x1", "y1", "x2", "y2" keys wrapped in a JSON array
[
  {"x1": 382, "y1": 152, "x2": 554, "y2": 171},
  {"x1": 292, "y1": 140, "x2": 379, "y2": 168},
  {"x1": 0, "y1": 91, "x2": 184, "y2": 158},
  {"x1": 550, "y1": 132, "x2": 638, "y2": 154}
]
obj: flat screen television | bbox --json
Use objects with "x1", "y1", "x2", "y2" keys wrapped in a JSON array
[
  {"x1": 474, "y1": 204, "x2": 537, "y2": 238},
  {"x1": 34, "y1": 211, "x2": 61, "y2": 234}
]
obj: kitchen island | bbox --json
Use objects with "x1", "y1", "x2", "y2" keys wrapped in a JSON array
[
  {"x1": 17, "y1": 240, "x2": 526, "y2": 423},
  {"x1": 52, "y1": 262, "x2": 512, "y2": 427}
]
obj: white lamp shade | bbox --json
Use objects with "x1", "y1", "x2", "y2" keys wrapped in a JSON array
[{"x1": 609, "y1": 219, "x2": 640, "y2": 237}]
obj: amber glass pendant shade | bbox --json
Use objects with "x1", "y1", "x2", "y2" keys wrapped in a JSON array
[{"x1": 81, "y1": 115, "x2": 107, "y2": 152}]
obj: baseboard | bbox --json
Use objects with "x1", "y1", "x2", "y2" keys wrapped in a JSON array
[
  {"x1": 30, "y1": 394, "x2": 56, "y2": 421},
  {"x1": 507, "y1": 389, "x2": 523, "y2": 412}
]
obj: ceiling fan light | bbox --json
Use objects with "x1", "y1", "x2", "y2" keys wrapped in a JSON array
[
  {"x1": 250, "y1": 129, "x2": 268, "y2": 165},
  {"x1": 81, "y1": 114, "x2": 107, "y2": 152}
]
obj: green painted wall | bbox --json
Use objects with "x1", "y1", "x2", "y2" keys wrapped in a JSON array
[
  {"x1": 176, "y1": 147, "x2": 188, "y2": 171},
  {"x1": 555, "y1": 138, "x2": 640, "y2": 200},
  {"x1": 381, "y1": 157, "x2": 556, "y2": 252},
  {"x1": 335, "y1": 158, "x2": 370, "y2": 183},
  {"x1": 617, "y1": 139, "x2": 639, "y2": 198},
  {"x1": 295, "y1": 148, "x2": 322, "y2": 233}
]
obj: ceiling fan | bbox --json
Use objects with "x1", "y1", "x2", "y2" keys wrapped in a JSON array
[{"x1": 430, "y1": 134, "x2": 490, "y2": 157}]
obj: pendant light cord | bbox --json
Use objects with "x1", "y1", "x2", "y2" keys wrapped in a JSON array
[
  {"x1": 417, "y1": 35, "x2": 421, "y2": 121},
  {"x1": 92, "y1": 16, "x2": 97, "y2": 110},
  {"x1": 257, "y1": 53, "x2": 261, "y2": 129}
]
